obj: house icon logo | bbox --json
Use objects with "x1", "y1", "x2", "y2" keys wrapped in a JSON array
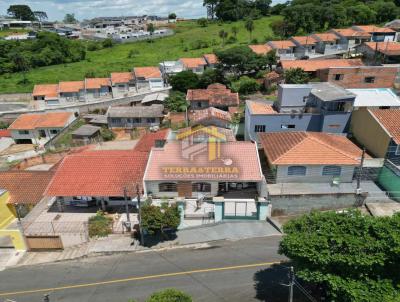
[{"x1": 176, "y1": 125, "x2": 227, "y2": 161}]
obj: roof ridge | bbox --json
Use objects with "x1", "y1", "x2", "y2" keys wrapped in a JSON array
[
  {"x1": 308, "y1": 133, "x2": 360, "y2": 162},
  {"x1": 270, "y1": 133, "x2": 308, "y2": 164}
]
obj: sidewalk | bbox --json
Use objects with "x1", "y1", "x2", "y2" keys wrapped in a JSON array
[{"x1": 13, "y1": 221, "x2": 281, "y2": 268}]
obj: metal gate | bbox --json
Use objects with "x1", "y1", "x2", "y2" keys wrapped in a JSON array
[
  {"x1": 25, "y1": 236, "x2": 63, "y2": 250},
  {"x1": 223, "y1": 201, "x2": 259, "y2": 220}
]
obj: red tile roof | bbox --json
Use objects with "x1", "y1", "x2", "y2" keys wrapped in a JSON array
[
  {"x1": 32, "y1": 84, "x2": 59, "y2": 99},
  {"x1": 45, "y1": 151, "x2": 149, "y2": 197},
  {"x1": 370, "y1": 109, "x2": 400, "y2": 144},
  {"x1": 312, "y1": 33, "x2": 340, "y2": 42},
  {"x1": 291, "y1": 36, "x2": 317, "y2": 45},
  {"x1": 269, "y1": 40, "x2": 296, "y2": 49},
  {"x1": 249, "y1": 44, "x2": 273, "y2": 55},
  {"x1": 332, "y1": 28, "x2": 371, "y2": 38},
  {"x1": 111, "y1": 72, "x2": 134, "y2": 84},
  {"x1": 85, "y1": 78, "x2": 111, "y2": 89},
  {"x1": 203, "y1": 54, "x2": 218, "y2": 64},
  {"x1": 0, "y1": 129, "x2": 11, "y2": 138},
  {"x1": 145, "y1": 141, "x2": 262, "y2": 181},
  {"x1": 177, "y1": 126, "x2": 236, "y2": 142},
  {"x1": 133, "y1": 67, "x2": 162, "y2": 79},
  {"x1": 259, "y1": 132, "x2": 365, "y2": 165},
  {"x1": 363, "y1": 42, "x2": 400, "y2": 56},
  {"x1": 190, "y1": 107, "x2": 232, "y2": 124},
  {"x1": 8, "y1": 112, "x2": 74, "y2": 130},
  {"x1": 134, "y1": 129, "x2": 170, "y2": 153},
  {"x1": 0, "y1": 171, "x2": 54, "y2": 204},
  {"x1": 59, "y1": 81, "x2": 85, "y2": 93},
  {"x1": 186, "y1": 84, "x2": 239, "y2": 107},
  {"x1": 180, "y1": 57, "x2": 207, "y2": 69},
  {"x1": 280, "y1": 59, "x2": 364, "y2": 72},
  {"x1": 355, "y1": 25, "x2": 395, "y2": 34},
  {"x1": 247, "y1": 101, "x2": 278, "y2": 115}
]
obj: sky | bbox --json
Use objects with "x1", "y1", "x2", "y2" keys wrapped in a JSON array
[{"x1": 0, "y1": 0, "x2": 208, "y2": 21}]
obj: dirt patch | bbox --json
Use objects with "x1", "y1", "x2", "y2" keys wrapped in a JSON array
[
  {"x1": 11, "y1": 151, "x2": 68, "y2": 170},
  {"x1": 0, "y1": 144, "x2": 33, "y2": 156}
]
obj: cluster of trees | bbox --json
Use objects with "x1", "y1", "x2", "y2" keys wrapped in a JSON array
[
  {"x1": 141, "y1": 202, "x2": 181, "y2": 237},
  {"x1": 280, "y1": 210, "x2": 400, "y2": 301},
  {"x1": 203, "y1": 0, "x2": 272, "y2": 21},
  {"x1": 274, "y1": 0, "x2": 400, "y2": 37},
  {"x1": 0, "y1": 32, "x2": 86, "y2": 75},
  {"x1": 7, "y1": 5, "x2": 47, "y2": 21}
]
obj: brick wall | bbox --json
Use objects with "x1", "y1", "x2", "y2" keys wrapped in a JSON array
[{"x1": 316, "y1": 66, "x2": 398, "y2": 88}]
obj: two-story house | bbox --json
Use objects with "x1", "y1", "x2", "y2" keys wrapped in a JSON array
[
  {"x1": 290, "y1": 36, "x2": 318, "y2": 57},
  {"x1": 111, "y1": 72, "x2": 135, "y2": 97},
  {"x1": 311, "y1": 32, "x2": 343, "y2": 55},
  {"x1": 352, "y1": 25, "x2": 396, "y2": 42},
  {"x1": 133, "y1": 66, "x2": 164, "y2": 91},
  {"x1": 245, "y1": 82, "x2": 356, "y2": 142},
  {"x1": 267, "y1": 40, "x2": 296, "y2": 60},
  {"x1": 8, "y1": 112, "x2": 76, "y2": 145},
  {"x1": 330, "y1": 28, "x2": 371, "y2": 50}
]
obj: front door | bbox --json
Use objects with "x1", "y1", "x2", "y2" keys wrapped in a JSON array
[
  {"x1": 177, "y1": 182, "x2": 192, "y2": 198},
  {"x1": 39, "y1": 129, "x2": 46, "y2": 138}
]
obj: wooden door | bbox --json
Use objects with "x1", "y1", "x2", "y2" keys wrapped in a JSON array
[
  {"x1": 177, "y1": 182, "x2": 192, "y2": 198},
  {"x1": 26, "y1": 236, "x2": 63, "y2": 250}
]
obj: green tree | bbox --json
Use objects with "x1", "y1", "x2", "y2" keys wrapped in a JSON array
[
  {"x1": 347, "y1": 4, "x2": 376, "y2": 25},
  {"x1": 168, "y1": 13, "x2": 177, "y2": 20},
  {"x1": 146, "y1": 289, "x2": 192, "y2": 302},
  {"x1": 219, "y1": 29, "x2": 228, "y2": 46},
  {"x1": 231, "y1": 26, "x2": 239, "y2": 38},
  {"x1": 7, "y1": 5, "x2": 35, "y2": 21},
  {"x1": 270, "y1": 2, "x2": 288, "y2": 15},
  {"x1": 197, "y1": 18, "x2": 208, "y2": 27},
  {"x1": 279, "y1": 210, "x2": 400, "y2": 302},
  {"x1": 63, "y1": 13, "x2": 78, "y2": 24},
  {"x1": 102, "y1": 38, "x2": 114, "y2": 48},
  {"x1": 265, "y1": 50, "x2": 277, "y2": 71},
  {"x1": 203, "y1": 0, "x2": 219, "y2": 20},
  {"x1": 164, "y1": 91, "x2": 188, "y2": 112},
  {"x1": 254, "y1": 0, "x2": 272, "y2": 16},
  {"x1": 245, "y1": 19, "x2": 255, "y2": 42},
  {"x1": 10, "y1": 52, "x2": 30, "y2": 83},
  {"x1": 33, "y1": 11, "x2": 48, "y2": 22},
  {"x1": 100, "y1": 127, "x2": 115, "y2": 141},
  {"x1": 198, "y1": 69, "x2": 220, "y2": 88},
  {"x1": 231, "y1": 76, "x2": 260, "y2": 94},
  {"x1": 284, "y1": 67, "x2": 309, "y2": 84},
  {"x1": 169, "y1": 70, "x2": 199, "y2": 92},
  {"x1": 369, "y1": 1, "x2": 398, "y2": 23},
  {"x1": 147, "y1": 23, "x2": 155, "y2": 35},
  {"x1": 141, "y1": 203, "x2": 181, "y2": 236}
]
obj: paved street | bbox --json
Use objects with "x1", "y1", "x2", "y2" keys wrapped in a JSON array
[{"x1": 0, "y1": 236, "x2": 292, "y2": 302}]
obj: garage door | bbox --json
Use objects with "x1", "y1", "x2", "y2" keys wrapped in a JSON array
[
  {"x1": 26, "y1": 236, "x2": 63, "y2": 250},
  {"x1": 224, "y1": 201, "x2": 258, "y2": 219}
]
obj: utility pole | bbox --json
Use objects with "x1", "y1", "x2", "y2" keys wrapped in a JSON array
[
  {"x1": 136, "y1": 183, "x2": 145, "y2": 246},
  {"x1": 123, "y1": 187, "x2": 131, "y2": 232},
  {"x1": 289, "y1": 266, "x2": 294, "y2": 302},
  {"x1": 356, "y1": 148, "x2": 366, "y2": 207}
]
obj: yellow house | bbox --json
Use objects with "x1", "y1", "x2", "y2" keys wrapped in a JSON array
[{"x1": 0, "y1": 189, "x2": 15, "y2": 229}]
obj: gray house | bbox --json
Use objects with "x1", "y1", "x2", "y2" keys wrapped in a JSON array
[
  {"x1": 245, "y1": 82, "x2": 356, "y2": 142},
  {"x1": 107, "y1": 104, "x2": 164, "y2": 129}
]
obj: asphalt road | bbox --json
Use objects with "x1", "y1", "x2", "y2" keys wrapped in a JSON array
[{"x1": 0, "y1": 236, "x2": 295, "y2": 302}]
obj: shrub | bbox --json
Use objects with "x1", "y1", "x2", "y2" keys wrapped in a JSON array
[
  {"x1": 102, "y1": 38, "x2": 114, "y2": 48},
  {"x1": 231, "y1": 76, "x2": 260, "y2": 95},
  {"x1": 190, "y1": 40, "x2": 209, "y2": 50},
  {"x1": 197, "y1": 18, "x2": 208, "y2": 27},
  {"x1": 146, "y1": 289, "x2": 192, "y2": 302},
  {"x1": 226, "y1": 36, "x2": 237, "y2": 44},
  {"x1": 87, "y1": 42, "x2": 101, "y2": 51},
  {"x1": 88, "y1": 211, "x2": 112, "y2": 238},
  {"x1": 169, "y1": 70, "x2": 199, "y2": 92},
  {"x1": 128, "y1": 49, "x2": 140, "y2": 58},
  {"x1": 100, "y1": 127, "x2": 115, "y2": 141},
  {"x1": 164, "y1": 90, "x2": 188, "y2": 112}
]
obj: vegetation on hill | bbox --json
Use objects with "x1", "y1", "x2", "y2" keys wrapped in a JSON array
[
  {"x1": 276, "y1": 0, "x2": 400, "y2": 36},
  {"x1": 0, "y1": 16, "x2": 280, "y2": 94},
  {"x1": 203, "y1": 0, "x2": 272, "y2": 21},
  {"x1": 279, "y1": 210, "x2": 400, "y2": 302}
]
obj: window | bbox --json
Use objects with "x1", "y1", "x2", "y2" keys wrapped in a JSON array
[
  {"x1": 111, "y1": 118, "x2": 121, "y2": 124},
  {"x1": 50, "y1": 129, "x2": 59, "y2": 135},
  {"x1": 254, "y1": 125, "x2": 266, "y2": 132},
  {"x1": 288, "y1": 166, "x2": 307, "y2": 176},
  {"x1": 322, "y1": 166, "x2": 342, "y2": 176},
  {"x1": 18, "y1": 130, "x2": 29, "y2": 135},
  {"x1": 192, "y1": 182, "x2": 211, "y2": 192},
  {"x1": 159, "y1": 183, "x2": 177, "y2": 192},
  {"x1": 396, "y1": 145, "x2": 400, "y2": 156},
  {"x1": 147, "y1": 118, "x2": 156, "y2": 123},
  {"x1": 334, "y1": 74, "x2": 344, "y2": 81},
  {"x1": 364, "y1": 77, "x2": 375, "y2": 83},
  {"x1": 379, "y1": 106, "x2": 390, "y2": 110},
  {"x1": 281, "y1": 124, "x2": 296, "y2": 129}
]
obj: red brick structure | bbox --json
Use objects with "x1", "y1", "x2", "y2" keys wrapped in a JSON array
[{"x1": 316, "y1": 66, "x2": 398, "y2": 89}]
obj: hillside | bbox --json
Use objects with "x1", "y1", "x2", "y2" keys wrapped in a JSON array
[{"x1": 0, "y1": 16, "x2": 281, "y2": 94}]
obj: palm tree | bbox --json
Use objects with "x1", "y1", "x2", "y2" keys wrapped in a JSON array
[
  {"x1": 219, "y1": 30, "x2": 228, "y2": 46},
  {"x1": 245, "y1": 19, "x2": 255, "y2": 42}
]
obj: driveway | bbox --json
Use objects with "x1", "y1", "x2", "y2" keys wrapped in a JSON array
[{"x1": 174, "y1": 221, "x2": 281, "y2": 245}]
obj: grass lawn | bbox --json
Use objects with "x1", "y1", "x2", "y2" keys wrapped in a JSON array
[
  {"x1": 0, "y1": 28, "x2": 29, "y2": 38},
  {"x1": 53, "y1": 118, "x2": 86, "y2": 147},
  {"x1": 0, "y1": 16, "x2": 281, "y2": 94}
]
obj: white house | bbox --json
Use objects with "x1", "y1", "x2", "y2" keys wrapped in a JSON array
[{"x1": 133, "y1": 66, "x2": 164, "y2": 91}]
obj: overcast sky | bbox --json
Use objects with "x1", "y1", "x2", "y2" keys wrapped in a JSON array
[{"x1": 0, "y1": 0, "x2": 208, "y2": 21}]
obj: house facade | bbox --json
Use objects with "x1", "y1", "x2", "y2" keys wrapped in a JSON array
[
  {"x1": 179, "y1": 58, "x2": 207, "y2": 74},
  {"x1": 111, "y1": 72, "x2": 135, "y2": 97},
  {"x1": 107, "y1": 104, "x2": 164, "y2": 128},
  {"x1": 187, "y1": 84, "x2": 240, "y2": 111},
  {"x1": 245, "y1": 83, "x2": 356, "y2": 142},
  {"x1": 330, "y1": 28, "x2": 371, "y2": 50},
  {"x1": 356, "y1": 41, "x2": 400, "y2": 64},
  {"x1": 8, "y1": 112, "x2": 76, "y2": 144},
  {"x1": 58, "y1": 81, "x2": 86, "y2": 103},
  {"x1": 133, "y1": 66, "x2": 164, "y2": 91},
  {"x1": 267, "y1": 40, "x2": 296, "y2": 60},
  {"x1": 311, "y1": 33, "x2": 344, "y2": 55},
  {"x1": 85, "y1": 78, "x2": 112, "y2": 101},
  {"x1": 353, "y1": 25, "x2": 396, "y2": 42}
]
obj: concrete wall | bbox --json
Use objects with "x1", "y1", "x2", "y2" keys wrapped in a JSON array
[
  {"x1": 145, "y1": 181, "x2": 219, "y2": 198},
  {"x1": 269, "y1": 193, "x2": 357, "y2": 216},
  {"x1": 276, "y1": 165, "x2": 356, "y2": 183},
  {"x1": 320, "y1": 112, "x2": 351, "y2": 133},
  {"x1": 350, "y1": 109, "x2": 391, "y2": 158},
  {"x1": 317, "y1": 66, "x2": 398, "y2": 89},
  {"x1": 0, "y1": 191, "x2": 15, "y2": 229},
  {"x1": 276, "y1": 85, "x2": 312, "y2": 110},
  {"x1": 378, "y1": 165, "x2": 400, "y2": 201},
  {"x1": 108, "y1": 116, "x2": 161, "y2": 128},
  {"x1": 0, "y1": 93, "x2": 31, "y2": 102}
]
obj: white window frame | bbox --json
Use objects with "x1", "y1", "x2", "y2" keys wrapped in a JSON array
[{"x1": 396, "y1": 145, "x2": 400, "y2": 155}]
